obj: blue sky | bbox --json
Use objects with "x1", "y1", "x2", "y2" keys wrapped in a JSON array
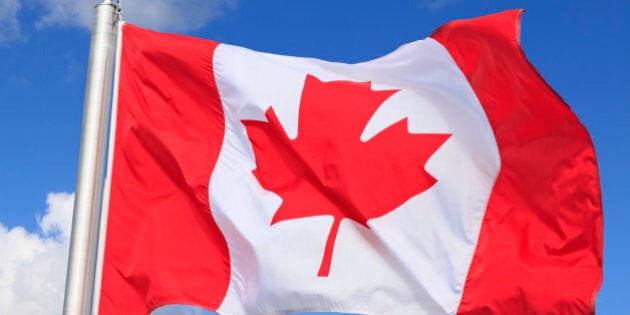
[{"x1": 0, "y1": 0, "x2": 627, "y2": 314}]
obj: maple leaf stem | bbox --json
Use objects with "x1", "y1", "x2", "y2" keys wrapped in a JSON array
[{"x1": 317, "y1": 217, "x2": 341, "y2": 277}]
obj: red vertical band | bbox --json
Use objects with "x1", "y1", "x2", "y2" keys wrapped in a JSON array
[
  {"x1": 432, "y1": 10, "x2": 603, "y2": 314},
  {"x1": 98, "y1": 24, "x2": 229, "y2": 314}
]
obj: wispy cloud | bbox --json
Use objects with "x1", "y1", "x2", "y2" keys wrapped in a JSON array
[
  {"x1": 36, "y1": 0, "x2": 237, "y2": 32},
  {"x1": 417, "y1": 0, "x2": 457, "y2": 11},
  {"x1": 63, "y1": 52, "x2": 81, "y2": 83},
  {"x1": 0, "y1": 0, "x2": 22, "y2": 45},
  {"x1": 0, "y1": 192, "x2": 74, "y2": 315},
  {"x1": 153, "y1": 304, "x2": 216, "y2": 315},
  {"x1": 34, "y1": 0, "x2": 97, "y2": 31}
]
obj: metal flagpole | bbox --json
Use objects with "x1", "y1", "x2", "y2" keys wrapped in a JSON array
[{"x1": 62, "y1": 1, "x2": 119, "y2": 314}]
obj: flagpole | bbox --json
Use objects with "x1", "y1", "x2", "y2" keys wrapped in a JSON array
[{"x1": 62, "y1": 1, "x2": 119, "y2": 314}]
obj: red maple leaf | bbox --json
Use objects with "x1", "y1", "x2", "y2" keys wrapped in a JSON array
[{"x1": 242, "y1": 75, "x2": 450, "y2": 277}]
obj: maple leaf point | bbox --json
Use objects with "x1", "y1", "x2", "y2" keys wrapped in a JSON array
[{"x1": 242, "y1": 74, "x2": 450, "y2": 277}]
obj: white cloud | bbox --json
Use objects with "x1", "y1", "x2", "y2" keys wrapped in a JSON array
[
  {"x1": 37, "y1": 192, "x2": 74, "y2": 240},
  {"x1": 36, "y1": 0, "x2": 236, "y2": 32},
  {"x1": 0, "y1": 192, "x2": 74, "y2": 315},
  {"x1": 0, "y1": 191, "x2": 217, "y2": 315},
  {"x1": 0, "y1": 0, "x2": 22, "y2": 44}
]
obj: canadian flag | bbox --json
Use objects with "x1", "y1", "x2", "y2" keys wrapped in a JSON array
[{"x1": 97, "y1": 10, "x2": 603, "y2": 315}]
